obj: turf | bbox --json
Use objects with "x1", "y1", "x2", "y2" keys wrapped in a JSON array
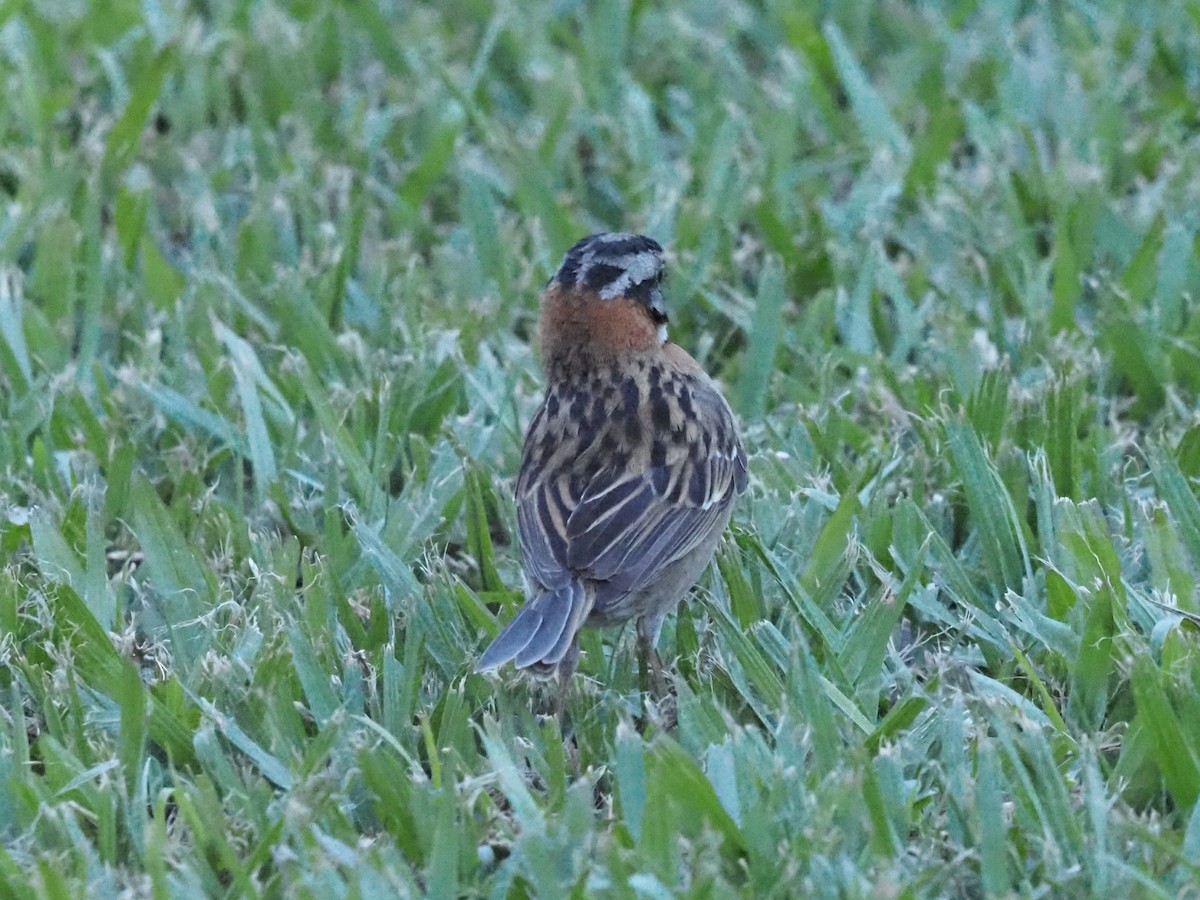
[{"x1": 2, "y1": 0, "x2": 1200, "y2": 895}]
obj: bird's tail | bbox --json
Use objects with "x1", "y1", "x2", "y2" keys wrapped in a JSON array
[{"x1": 475, "y1": 580, "x2": 591, "y2": 673}]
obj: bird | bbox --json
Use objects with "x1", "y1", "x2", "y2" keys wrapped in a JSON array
[{"x1": 475, "y1": 232, "x2": 748, "y2": 696}]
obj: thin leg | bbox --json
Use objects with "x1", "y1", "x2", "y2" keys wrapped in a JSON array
[
  {"x1": 636, "y1": 616, "x2": 670, "y2": 700},
  {"x1": 553, "y1": 641, "x2": 581, "y2": 720}
]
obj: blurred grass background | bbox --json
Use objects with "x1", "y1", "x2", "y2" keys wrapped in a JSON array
[{"x1": 2, "y1": 0, "x2": 1200, "y2": 895}]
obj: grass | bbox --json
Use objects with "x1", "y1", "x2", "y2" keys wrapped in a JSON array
[{"x1": 2, "y1": 0, "x2": 1200, "y2": 895}]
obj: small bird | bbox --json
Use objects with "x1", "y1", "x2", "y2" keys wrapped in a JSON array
[{"x1": 476, "y1": 232, "x2": 747, "y2": 694}]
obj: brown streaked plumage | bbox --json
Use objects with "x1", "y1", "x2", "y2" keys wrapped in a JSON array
[{"x1": 476, "y1": 233, "x2": 747, "y2": 691}]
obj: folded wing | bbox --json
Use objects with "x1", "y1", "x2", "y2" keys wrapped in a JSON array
[{"x1": 516, "y1": 367, "x2": 747, "y2": 613}]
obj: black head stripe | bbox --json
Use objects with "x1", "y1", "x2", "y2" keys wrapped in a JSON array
[
  {"x1": 556, "y1": 253, "x2": 583, "y2": 288},
  {"x1": 582, "y1": 262, "x2": 625, "y2": 293}
]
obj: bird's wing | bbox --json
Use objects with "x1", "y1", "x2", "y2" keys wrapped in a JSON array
[{"x1": 516, "y1": 360, "x2": 746, "y2": 599}]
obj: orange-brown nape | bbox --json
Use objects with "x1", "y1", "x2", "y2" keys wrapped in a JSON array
[{"x1": 539, "y1": 283, "x2": 661, "y2": 373}]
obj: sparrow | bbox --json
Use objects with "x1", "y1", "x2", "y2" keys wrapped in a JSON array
[{"x1": 476, "y1": 232, "x2": 748, "y2": 693}]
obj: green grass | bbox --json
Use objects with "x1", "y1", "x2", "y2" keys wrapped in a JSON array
[{"x1": 2, "y1": 0, "x2": 1200, "y2": 895}]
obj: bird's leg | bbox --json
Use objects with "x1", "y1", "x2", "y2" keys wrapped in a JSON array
[
  {"x1": 636, "y1": 616, "x2": 670, "y2": 701},
  {"x1": 553, "y1": 641, "x2": 581, "y2": 723},
  {"x1": 635, "y1": 616, "x2": 678, "y2": 730},
  {"x1": 552, "y1": 674, "x2": 568, "y2": 721}
]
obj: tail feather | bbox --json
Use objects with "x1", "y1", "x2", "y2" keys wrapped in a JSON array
[
  {"x1": 476, "y1": 581, "x2": 589, "y2": 672},
  {"x1": 541, "y1": 585, "x2": 592, "y2": 666}
]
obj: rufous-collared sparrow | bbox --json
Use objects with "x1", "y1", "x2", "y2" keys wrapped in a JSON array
[{"x1": 476, "y1": 233, "x2": 747, "y2": 693}]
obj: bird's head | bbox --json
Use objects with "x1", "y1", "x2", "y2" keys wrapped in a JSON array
[{"x1": 538, "y1": 233, "x2": 671, "y2": 377}]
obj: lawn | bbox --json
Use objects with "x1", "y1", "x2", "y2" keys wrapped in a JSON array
[{"x1": 2, "y1": 0, "x2": 1200, "y2": 895}]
